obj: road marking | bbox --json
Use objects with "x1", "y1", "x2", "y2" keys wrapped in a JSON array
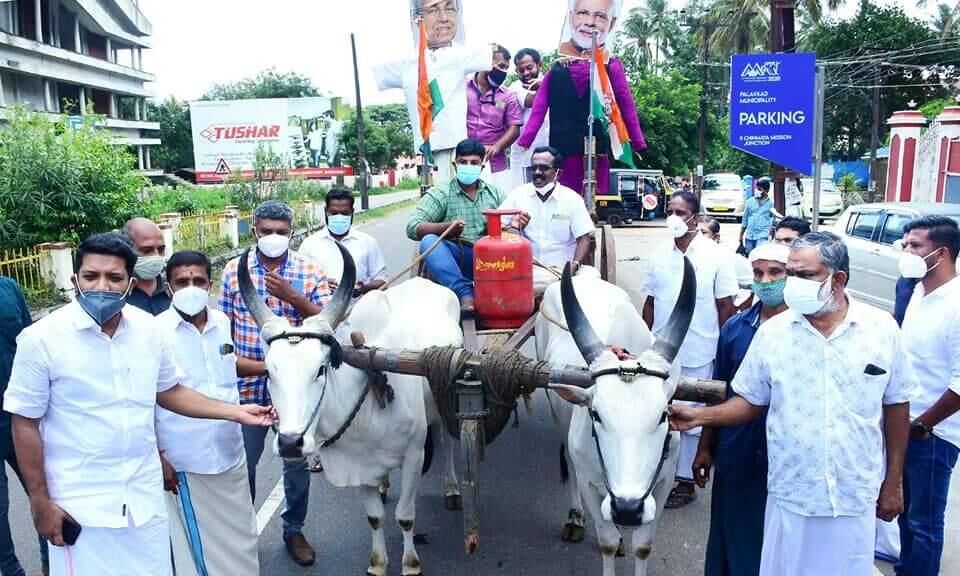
[{"x1": 256, "y1": 479, "x2": 285, "y2": 535}]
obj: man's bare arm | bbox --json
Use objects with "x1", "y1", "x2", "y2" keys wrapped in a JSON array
[
  {"x1": 573, "y1": 234, "x2": 592, "y2": 265},
  {"x1": 883, "y1": 402, "x2": 910, "y2": 483},
  {"x1": 12, "y1": 415, "x2": 67, "y2": 545},
  {"x1": 158, "y1": 384, "x2": 274, "y2": 426},
  {"x1": 642, "y1": 296, "x2": 654, "y2": 330},
  {"x1": 716, "y1": 296, "x2": 736, "y2": 327},
  {"x1": 237, "y1": 357, "x2": 267, "y2": 378},
  {"x1": 917, "y1": 389, "x2": 960, "y2": 430},
  {"x1": 670, "y1": 396, "x2": 765, "y2": 430}
]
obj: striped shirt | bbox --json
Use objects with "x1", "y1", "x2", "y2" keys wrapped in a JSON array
[
  {"x1": 405, "y1": 178, "x2": 505, "y2": 243},
  {"x1": 218, "y1": 249, "x2": 331, "y2": 405}
]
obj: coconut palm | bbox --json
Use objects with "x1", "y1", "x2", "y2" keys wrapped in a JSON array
[
  {"x1": 931, "y1": 2, "x2": 958, "y2": 37},
  {"x1": 703, "y1": 0, "x2": 844, "y2": 57}
]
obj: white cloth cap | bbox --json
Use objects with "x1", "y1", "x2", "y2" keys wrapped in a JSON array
[{"x1": 749, "y1": 243, "x2": 791, "y2": 265}]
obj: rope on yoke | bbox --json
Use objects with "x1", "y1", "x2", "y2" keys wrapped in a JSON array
[{"x1": 421, "y1": 345, "x2": 551, "y2": 445}]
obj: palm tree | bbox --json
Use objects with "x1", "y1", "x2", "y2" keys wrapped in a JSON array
[
  {"x1": 619, "y1": 8, "x2": 654, "y2": 73},
  {"x1": 642, "y1": 0, "x2": 672, "y2": 74},
  {"x1": 703, "y1": 0, "x2": 844, "y2": 57},
  {"x1": 931, "y1": 2, "x2": 957, "y2": 38}
]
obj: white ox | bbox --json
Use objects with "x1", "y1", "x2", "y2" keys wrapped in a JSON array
[
  {"x1": 238, "y1": 245, "x2": 462, "y2": 576},
  {"x1": 536, "y1": 260, "x2": 695, "y2": 576}
]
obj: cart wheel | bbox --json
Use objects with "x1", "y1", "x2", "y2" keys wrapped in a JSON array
[
  {"x1": 606, "y1": 213, "x2": 624, "y2": 227},
  {"x1": 599, "y1": 225, "x2": 617, "y2": 284}
]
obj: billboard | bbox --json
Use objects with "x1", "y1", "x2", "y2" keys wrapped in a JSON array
[{"x1": 189, "y1": 97, "x2": 353, "y2": 183}]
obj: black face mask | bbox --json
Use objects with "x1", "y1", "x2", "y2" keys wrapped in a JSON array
[{"x1": 488, "y1": 68, "x2": 508, "y2": 88}]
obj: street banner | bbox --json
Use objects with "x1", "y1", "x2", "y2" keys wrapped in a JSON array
[
  {"x1": 729, "y1": 53, "x2": 816, "y2": 175},
  {"x1": 189, "y1": 97, "x2": 353, "y2": 183}
]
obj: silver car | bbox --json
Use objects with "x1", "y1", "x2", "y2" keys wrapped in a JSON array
[
  {"x1": 832, "y1": 202, "x2": 960, "y2": 312},
  {"x1": 800, "y1": 178, "x2": 843, "y2": 222},
  {"x1": 701, "y1": 173, "x2": 745, "y2": 221}
]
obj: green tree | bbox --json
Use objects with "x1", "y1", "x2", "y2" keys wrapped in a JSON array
[
  {"x1": 0, "y1": 108, "x2": 146, "y2": 248},
  {"x1": 340, "y1": 104, "x2": 414, "y2": 172},
  {"x1": 147, "y1": 96, "x2": 193, "y2": 172},
  {"x1": 203, "y1": 68, "x2": 321, "y2": 100},
  {"x1": 629, "y1": 72, "x2": 702, "y2": 174},
  {"x1": 931, "y1": 2, "x2": 958, "y2": 37}
]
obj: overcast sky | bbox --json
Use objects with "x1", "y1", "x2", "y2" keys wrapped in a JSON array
[{"x1": 138, "y1": 0, "x2": 937, "y2": 106}]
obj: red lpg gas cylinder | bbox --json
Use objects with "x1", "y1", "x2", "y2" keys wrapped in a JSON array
[{"x1": 474, "y1": 209, "x2": 534, "y2": 328}]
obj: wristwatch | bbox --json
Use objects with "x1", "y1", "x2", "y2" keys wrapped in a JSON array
[{"x1": 911, "y1": 418, "x2": 933, "y2": 439}]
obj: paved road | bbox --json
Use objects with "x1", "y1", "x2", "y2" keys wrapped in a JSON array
[{"x1": 6, "y1": 212, "x2": 959, "y2": 575}]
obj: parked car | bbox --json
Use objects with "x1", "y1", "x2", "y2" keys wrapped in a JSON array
[
  {"x1": 833, "y1": 202, "x2": 960, "y2": 312},
  {"x1": 701, "y1": 173, "x2": 744, "y2": 221},
  {"x1": 800, "y1": 177, "x2": 843, "y2": 221}
]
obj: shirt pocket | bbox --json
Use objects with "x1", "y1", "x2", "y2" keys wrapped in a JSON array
[
  {"x1": 549, "y1": 215, "x2": 573, "y2": 242},
  {"x1": 839, "y1": 358, "x2": 889, "y2": 419}
]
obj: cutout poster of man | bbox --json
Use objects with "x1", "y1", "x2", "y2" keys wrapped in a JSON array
[
  {"x1": 374, "y1": 0, "x2": 491, "y2": 185},
  {"x1": 518, "y1": 0, "x2": 647, "y2": 198}
]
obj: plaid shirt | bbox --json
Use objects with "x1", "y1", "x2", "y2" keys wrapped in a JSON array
[
  {"x1": 218, "y1": 249, "x2": 331, "y2": 405},
  {"x1": 405, "y1": 178, "x2": 505, "y2": 243}
]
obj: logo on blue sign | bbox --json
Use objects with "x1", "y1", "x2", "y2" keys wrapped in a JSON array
[{"x1": 729, "y1": 53, "x2": 816, "y2": 175}]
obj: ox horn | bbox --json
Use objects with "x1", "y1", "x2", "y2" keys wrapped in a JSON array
[
  {"x1": 316, "y1": 241, "x2": 356, "y2": 329},
  {"x1": 651, "y1": 256, "x2": 696, "y2": 364},
  {"x1": 238, "y1": 247, "x2": 280, "y2": 329},
  {"x1": 561, "y1": 261, "x2": 605, "y2": 366}
]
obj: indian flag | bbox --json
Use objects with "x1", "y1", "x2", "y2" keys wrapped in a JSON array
[
  {"x1": 591, "y1": 45, "x2": 635, "y2": 168},
  {"x1": 417, "y1": 19, "x2": 444, "y2": 163}
]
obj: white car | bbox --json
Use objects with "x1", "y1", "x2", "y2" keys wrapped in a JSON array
[
  {"x1": 800, "y1": 178, "x2": 843, "y2": 222},
  {"x1": 701, "y1": 173, "x2": 745, "y2": 221}
]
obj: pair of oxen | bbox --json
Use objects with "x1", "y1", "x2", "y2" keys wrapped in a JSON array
[{"x1": 238, "y1": 243, "x2": 695, "y2": 576}]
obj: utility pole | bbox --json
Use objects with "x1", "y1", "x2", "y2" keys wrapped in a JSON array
[
  {"x1": 770, "y1": 0, "x2": 797, "y2": 216},
  {"x1": 697, "y1": 22, "x2": 713, "y2": 194},
  {"x1": 868, "y1": 62, "x2": 881, "y2": 203},
  {"x1": 351, "y1": 33, "x2": 369, "y2": 211}
]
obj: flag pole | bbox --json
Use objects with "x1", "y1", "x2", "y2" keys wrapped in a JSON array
[
  {"x1": 351, "y1": 32, "x2": 369, "y2": 211},
  {"x1": 584, "y1": 30, "x2": 598, "y2": 214}
]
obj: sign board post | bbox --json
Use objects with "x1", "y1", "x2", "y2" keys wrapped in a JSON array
[
  {"x1": 811, "y1": 65, "x2": 825, "y2": 231},
  {"x1": 729, "y1": 53, "x2": 816, "y2": 176}
]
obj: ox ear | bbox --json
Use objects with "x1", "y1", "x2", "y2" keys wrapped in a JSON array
[{"x1": 549, "y1": 384, "x2": 594, "y2": 406}]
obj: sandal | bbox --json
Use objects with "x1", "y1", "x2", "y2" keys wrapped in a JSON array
[
  {"x1": 309, "y1": 457, "x2": 324, "y2": 473},
  {"x1": 665, "y1": 484, "x2": 697, "y2": 509}
]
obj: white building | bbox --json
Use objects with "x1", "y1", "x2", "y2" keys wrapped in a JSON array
[{"x1": 0, "y1": 0, "x2": 160, "y2": 175}]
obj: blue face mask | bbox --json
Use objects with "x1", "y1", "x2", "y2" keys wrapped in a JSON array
[
  {"x1": 76, "y1": 282, "x2": 131, "y2": 326},
  {"x1": 456, "y1": 164, "x2": 482, "y2": 186},
  {"x1": 752, "y1": 278, "x2": 786, "y2": 308},
  {"x1": 327, "y1": 214, "x2": 352, "y2": 236}
]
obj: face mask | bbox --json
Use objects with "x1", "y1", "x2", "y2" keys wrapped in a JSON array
[
  {"x1": 76, "y1": 282, "x2": 131, "y2": 326},
  {"x1": 666, "y1": 214, "x2": 694, "y2": 238},
  {"x1": 898, "y1": 248, "x2": 942, "y2": 279},
  {"x1": 171, "y1": 285, "x2": 209, "y2": 317},
  {"x1": 257, "y1": 233, "x2": 290, "y2": 258},
  {"x1": 752, "y1": 278, "x2": 787, "y2": 308},
  {"x1": 456, "y1": 164, "x2": 482, "y2": 186},
  {"x1": 133, "y1": 255, "x2": 165, "y2": 281},
  {"x1": 783, "y1": 275, "x2": 834, "y2": 316},
  {"x1": 327, "y1": 214, "x2": 352, "y2": 236},
  {"x1": 488, "y1": 68, "x2": 508, "y2": 87},
  {"x1": 534, "y1": 182, "x2": 556, "y2": 195}
]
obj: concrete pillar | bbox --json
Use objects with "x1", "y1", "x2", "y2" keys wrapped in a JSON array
[
  {"x1": 144, "y1": 145, "x2": 151, "y2": 170},
  {"x1": 159, "y1": 223, "x2": 174, "y2": 255},
  {"x1": 934, "y1": 107, "x2": 960, "y2": 203},
  {"x1": 43, "y1": 80, "x2": 51, "y2": 111},
  {"x1": 105, "y1": 37, "x2": 112, "y2": 62},
  {"x1": 137, "y1": 48, "x2": 143, "y2": 71},
  {"x1": 224, "y1": 205, "x2": 240, "y2": 217},
  {"x1": 0, "y1": 72, "x2": 7, "y2": 107},
  {"x1": 73, "y1": 13, "x2": 80, "y2": 53},
  {"x1": 141, "y1": 97, "x2": 147, "y2": 121},
  {"x1": 39, "y1": 242, "x2": 75, "y2": 296},
  {"x1": 109, "y1": 93, "x2": 116, "y2": 118},
  {"x1": 137, "y1": 145, "x2": 144, "y2": 170},
  {"x1": 134, "y1": 97, "x2": 141, "y2": 120},
  {"x1": 219, "y1": 213, "x2": 239, "y2": 248},
  {"x1": 885, "y1": 110, "x2": 927, "y2": 202},
  {"x1": 78, "y1": 86, "x2": 86, "y2": 115},
  {"x1": 34, "y1": 0, "x2": 42, "y2": 42}
]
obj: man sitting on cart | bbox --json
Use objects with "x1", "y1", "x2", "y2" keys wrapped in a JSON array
[
  {"x1": 499, "y1": 145, "x2": 594, "y2": 293},
  {"x1": 406, "y1": 138, "x2": 505, "y2": 313}
]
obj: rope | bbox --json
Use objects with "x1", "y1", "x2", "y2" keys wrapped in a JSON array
[
  {"x1": 379, "y1": 222, "x2": 461, "y2": 291},
  {"x1": 421, "y1": 345, "x2": 551, "y2": 445}
]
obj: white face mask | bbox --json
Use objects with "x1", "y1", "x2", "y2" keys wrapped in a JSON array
[
  {"x1": 783, "y1": 274, "x2": 836, "y2": 316},
  {"x1": 898, "y1": 248, "x2": 942, "y2": 279},
  {"x1": 257, "y1": 233, "x2": 290, "y2": 258},
  {"x1": 534, "y1": 182, "x2": 556, "y2": 195},
  {"x1": 666, "y1": 214, "x2": 694, "y2": 238},
  {"x1": 171, "y1": 285, "x2": 209, "y2": 317},
  {"x1": 133, "y1": 255, "x2": 165, "y2": 281}
]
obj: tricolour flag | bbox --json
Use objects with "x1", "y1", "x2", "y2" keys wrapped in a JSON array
[
  {"x1": 591, "y1": 45, "x2": 635, "y2": 168},
  {"x1": 417, "y1": 19, "x2": 444, "y2": 163}
]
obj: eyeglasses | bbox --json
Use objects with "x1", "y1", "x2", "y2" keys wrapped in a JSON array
[
  {"x1": 574, "y1": 9, "x2": 610, "y2": 24},
  {"x1": 531, "y1": 164, "x2": 554, "y2": 172}
]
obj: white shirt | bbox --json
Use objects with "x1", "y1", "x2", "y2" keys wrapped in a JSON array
[
  {"x1": 4, "y1": 302, "x2": 181, "y2": 528},
  {"x1": 732, "y1": 299, "x2": 916, "y2": 517},
  {"x1": 299, "y1": 226, "x2": 388, "y2": 285},
  {"x1": 156, "y1": 307, "x2": 244, "y2": 475},
  {"x1": 498, "y1": 183, "x2": 594, "y2": 267},
  {"x1": 640, "y1": 234, "x2": 739, "y2": 367},
  {"x1": 508, "y1": 78, "x2": 549, "y2": 168},
  {"x1": 375, "y1": 44, "x2": 491, "y2": 152},
  {"x1": 902, "y1": 276, "x2": 960, "y2": 449}
]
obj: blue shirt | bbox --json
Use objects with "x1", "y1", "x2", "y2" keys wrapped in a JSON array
[
  {"x1": 893, "y1": 276, "x2": 918, "y2": 326},
  {"x1": 712, "y1": 302, "x2": 767, "y2": 481},
  {"x1": 0, "y1": 278, "x2": 31, "y2": 432},
  {"x1": 742, "y1": 196, "x2": 776, "y2": 241}
]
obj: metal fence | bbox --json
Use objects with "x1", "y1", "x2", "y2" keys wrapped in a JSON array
[{"x1": 0, "y1": 245, "x2": 46, "y2": 291}]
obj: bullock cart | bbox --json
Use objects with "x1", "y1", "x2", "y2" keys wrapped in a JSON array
[{"x1": 341, "y1": 224, "x2": 725, "y2": 554}]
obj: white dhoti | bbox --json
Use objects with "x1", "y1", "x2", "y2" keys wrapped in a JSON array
[
  {"x1": 166, "y1": 460, "x2": 260, "y2": 576},
  {"x1": 48, "y1": 514, "x2": 171, "y2": 576},
  {"x1": 760, "y1": 496, "x2": 876, "y2": 576},
  {"x1": 433, "y1": 149, "x2": 454, "y2": 187},
  {"x1": 481, "y1": 165, "x2": 515, "y2": 195},
  {"x1": 675, "y1": 362, "x2": 714, "y2": 482}
]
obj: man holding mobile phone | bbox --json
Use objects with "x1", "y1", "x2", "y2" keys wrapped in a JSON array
[{"x1": 4, "y1": 233, "x2": 274, "y2": 576}]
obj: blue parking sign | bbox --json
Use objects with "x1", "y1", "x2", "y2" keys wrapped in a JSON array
[{"x1": 729, "y1": 53, "x2": 816, "y2": 175}]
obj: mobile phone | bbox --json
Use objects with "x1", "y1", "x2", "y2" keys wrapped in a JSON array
[{"x1": 61, "y1": 516, "x2": 81, "y2": 546}]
